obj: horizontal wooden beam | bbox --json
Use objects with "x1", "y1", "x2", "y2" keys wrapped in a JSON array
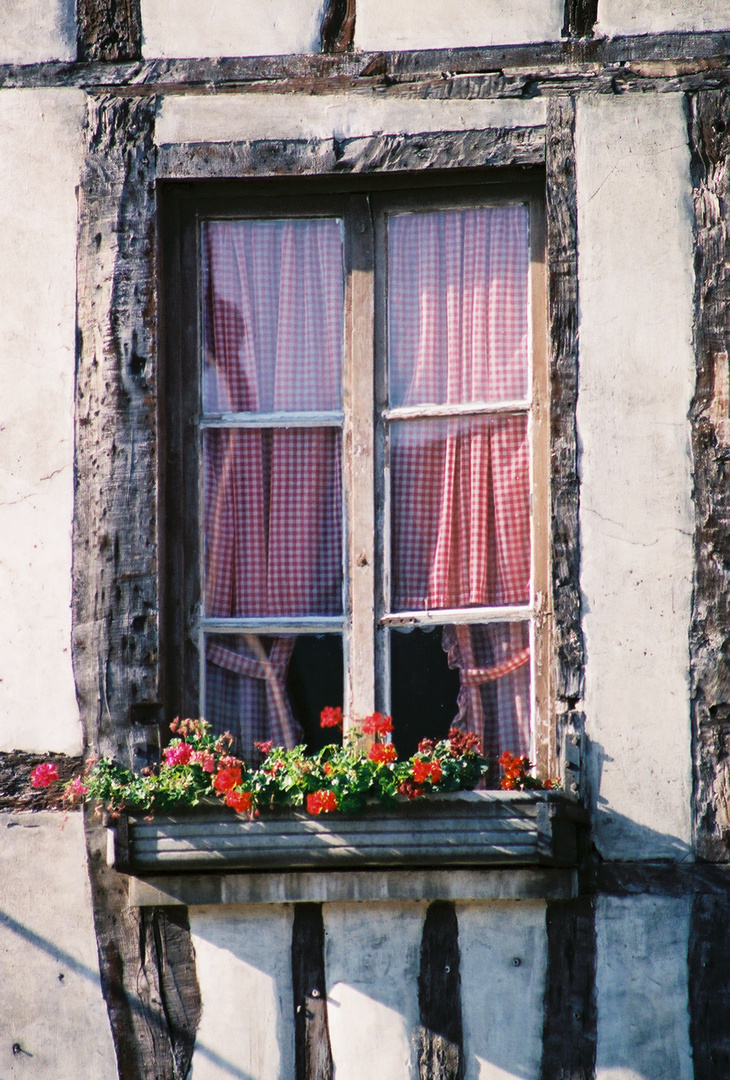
[{"x1": 3, "y1": 31, "x2": 730, "y2": 91}]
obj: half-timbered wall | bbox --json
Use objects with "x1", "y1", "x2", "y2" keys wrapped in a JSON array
[{"x1": 3, "y1": 2, "x2": 730, "y2": 1078}]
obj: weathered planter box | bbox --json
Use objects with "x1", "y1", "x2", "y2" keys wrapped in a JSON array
[{"x1": 109, "y1": 791, "x2": 588, "y2": 874}]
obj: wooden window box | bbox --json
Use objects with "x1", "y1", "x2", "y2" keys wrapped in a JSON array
[{"x1": 109, "y1": 791, "x2": 588, "y2": 876}]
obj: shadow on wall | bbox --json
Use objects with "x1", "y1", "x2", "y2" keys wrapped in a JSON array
[{"x1": 586, "y1": 737, "x2": 693, "y2": 862}]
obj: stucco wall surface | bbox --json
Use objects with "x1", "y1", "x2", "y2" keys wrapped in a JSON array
[
  {"x1": 596, "y1": 0, "x2": 730, "y2": 37},
  {"x1": 324, "y1": 902, "x2": 424, "y2": 1080},
  {"x1": 576, "y1": 93, "x2": 694, "y2": 861},
  {"x1": 355, "y1": 0, "x2": 563, "y2": 52},
  {"x1": 140, "y1": 0, "x2": 324, "y2": 58},
  {"x1": 155, "y1": 94, "x2": 546, "y2": 146},
  {"x1": 595, "y1": 895, "x2": 692, "y2": 1079},
  {"x1": 0, "y1": 0, "x2": 76, "y2": 64},
  {"x1": 458, "y1": 901, "x2": 547, "y2": 1080},
  {"x1": 190, "y1": 904, "x2": 295, "y2": 1080},
  {"x1": 0, "y1": 812, "x2": 116, "y2": 1078},
  {"x1": 0, "y1": 89, "x2": 86, "y2": 755}
]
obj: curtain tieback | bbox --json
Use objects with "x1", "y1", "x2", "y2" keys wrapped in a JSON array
[{"x1": 461, "y1": 647, "x2": 530, "y2": 687}]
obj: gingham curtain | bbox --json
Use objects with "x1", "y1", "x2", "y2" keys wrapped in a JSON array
[
  {"x1": 389, "y1": 207, "x2": 531, "y2": 759},
  {"x1": 201, "y1": 219, "x2": 344, "y2": 753}
]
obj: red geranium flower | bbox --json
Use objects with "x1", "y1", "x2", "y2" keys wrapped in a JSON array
[
  {"x1": 320, "y1": 706, "x2": 343, "y2": 729},
  {"x1": 213, "y1": 766, "x2": 243, "y2": 793},
  {"x1": 224, "y1": 790, "x2": 252, "y2": 813},
  {"x1": 397, "y1": 779, "x2": 424, "y2": 800},
  {"x1": 31, "y1": 763, "x2": 59, "y2": 788},
  {"x1": 368, "y1": 743, "x2": 397, "y2": 764},
  {"x1": 361, "y1": 712, "x2": 393, "y2": 736},
  {"x1": 306, "y1": 790, "x2": 338, "y2": 815},
  {"x1": 411, "y1": 759, "x2": 442, "y2": 784}
]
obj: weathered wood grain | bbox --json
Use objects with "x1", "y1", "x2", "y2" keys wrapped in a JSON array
[
  {"x1": 156, "y1": 127, "x2": 546, "y2": 180},
  {"x1": 86, "y1": 813, "x2": 201, "y2": 1080},
  {"x1": 292, "y1": 905, "x2": 334, "y2": 1080},
  {"x1": 75, "y1": 94, "x2": 160, "y2": 766},
  {"x1": 689, "y1": 892, "x2": 730, "y2": 1077},
  {"x1": 0, "y1": 751, "x2": 84, "y2": 810},
  {"x1": 75, "y1": 95, "x2": 201, "y2": 1079},
  {"x1": 688, "y1": 90, "x2": 730, "y2": 861},
  {"x1": 5, "y1": 32, "x2": 730, "y2": 92},
  {"x1": 546, "y1": 95, "x2": 585, "y2": 798},
  {"x1": 562, "y1": 0, "x2": 598, "y2": 40},
  {"x1": 540, "y1": 897, "x2": 596, "y2": 1080},
  {"x1": 416, "y1": 901, "x2": 463, "y2": 1080},
  {"x1": 77, "y1": 0, "x2": 142, "y2": 61},
  {"x1": 320, "y1": 0, "x2": 356, "y2": 54}
]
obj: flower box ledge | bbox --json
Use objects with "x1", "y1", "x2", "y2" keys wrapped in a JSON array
[{"x1": 107, "y1": 790, "x2": 589, "y2": 876}]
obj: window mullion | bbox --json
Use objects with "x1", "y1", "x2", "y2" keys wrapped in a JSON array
[{"x1": 344, "y1": 198, "x2": 376, "y2": 729}]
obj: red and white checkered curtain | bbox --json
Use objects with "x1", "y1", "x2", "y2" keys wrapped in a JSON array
[
  {"x1": 201, "y1": 219, "x2": 344, "y2": 754},
  {"x1": 389, "y1": 207, "x2": 531, "y2": 759}
]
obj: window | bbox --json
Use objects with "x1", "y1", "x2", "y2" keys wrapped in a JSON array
[{"x1": 161, "y1": 176, "x2": 549, "y2": 784}]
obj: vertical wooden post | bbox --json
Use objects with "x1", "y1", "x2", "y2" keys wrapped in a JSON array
[
  {"x1": 292, "y1": 904, "x2": 334, "y2": 1080},
  {"x1": 540, "y1": 897, "x2": 596, "y2": 1080},
  {"x1": 416, "y1": 901, "x2": 464, "y2": 1080},
  {"x1": 689, "y1": 892, "x2": 730, "y2": 1077}
]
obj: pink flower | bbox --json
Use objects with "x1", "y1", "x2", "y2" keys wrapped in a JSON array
[
  {"x1": 31, "y1": 763, "x2": 59, "y2": 788},
  {"x1": 320, "y1": 706, "x2": 343, "y2": 729},
  {"x1": 368, "y1": 743, "x2": 397, "y2": 764},
  {"x1": 163, "y1": 742, "x2": 192, "y2": 767},
  {"x1": 361, "y1": 713, "x2": 393, "y2": 737},
  {"x1": 306, "y1": 790, "x2": 338, "y2": 815},
  {"x1": 254, "y1": 740, "x2": 275, "y2": 755},
  {"x1": 63, "y1": 776, "x2": 89, "y2": 806},
  {"x1": 190, "y1": 750, "x2": 215, "y2": 772}
]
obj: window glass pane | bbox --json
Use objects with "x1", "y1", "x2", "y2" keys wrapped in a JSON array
[
  {"x1": 202, "y1": 218, "x2": 344, "y2": 413},
  {"x1": 390, "y1": 415, "x2": 530, "y2": 611},
  {"x1": 205, "y1": 633, "x2": 343, "y2": 761},
  {"x1": 387, "y1": 205, "x2": 529, "y2": 407},
  {"x1": 203, "y1": 428, "x2": 343, "y2": 617},
  {"x1": 390, "y1": 623, "x2": 531, "y2": 780}
]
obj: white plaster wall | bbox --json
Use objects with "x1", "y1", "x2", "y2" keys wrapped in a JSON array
[
  {"x1": 595, "y1": 895, "x2": 692, "y2": 1080},
  {"x1": 0, "y1": 0, "x2": 75, "y2": 64},
  {"x1": 576, "y1": 94, "x2": 694, "y2": 861},
  {"x1": 356, "y1": 0, "x2": 563, "y2": 52},
  {"x1": 458, "y1": 901, "x2": 547, "y2": 1080},
  {"x1": 156, "y1": 94, "x2": 546, "y2": 146},
  {"x1": 189, "y1": 905, "x2": 295, "y2": 1080},
  {"x1": 140, "y1": 0, "x2": 324, "y2": 58},
  {"x1": 0, "y1": 812, "x2": 116, "y2": 1078},
  {"x1": 324, "y1": 902, "x2": 425, "y2": 1080},
  {"x1": 0, "y1": 89, "x2": 86, "y2": 755},
  {"x1": 597, "y1": 0, "x2": 730, "y2": 37}
]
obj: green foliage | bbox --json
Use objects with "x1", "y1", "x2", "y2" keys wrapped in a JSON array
[{"x1": 61, "y1": 717, "x2": 497, "y2": 817}]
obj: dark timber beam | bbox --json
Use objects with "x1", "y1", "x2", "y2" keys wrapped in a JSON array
[
  {"x1": 292, "y1": 905, "x2": 334, "y2": 1080},
  {"x1": 689, "y1": 892, "x2": 730, "y2": 1077},
  {"x1": 540, "y1": 897, "x2": 597, "y2": 1080},
  {"x1": 562, "y1": 0, "x2": 599, "y2": 40},
  {"x1": 320, "y1": 0, "x2": 356, "y2": 53},
  {"x1": 688, "y1": 89, "x2": 730, "y2": 862},
  {"x1": 417, "y1": 901, "x2": 464, "y2": 1080},
  {"x1": 75, "y1": 94, "x2": 201, "y2": 1080},
  {"x1": 77, "y1": 0, "x2": 142, "y2": 61}
]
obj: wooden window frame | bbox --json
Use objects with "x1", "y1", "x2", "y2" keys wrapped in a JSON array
[{"x1": 159, "y1": 170, "x2": 552, "y2": 776}]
